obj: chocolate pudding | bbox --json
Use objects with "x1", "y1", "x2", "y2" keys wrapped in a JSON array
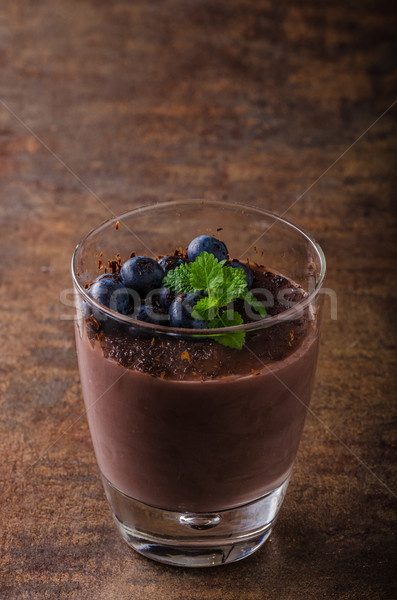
[{"x1": 75, "y1": 267, "x2": 320, "y2": 512}]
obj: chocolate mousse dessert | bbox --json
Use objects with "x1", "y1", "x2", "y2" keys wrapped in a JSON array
[{"x1": 75, "y1": 234, "x2": 320, "y2": 513}]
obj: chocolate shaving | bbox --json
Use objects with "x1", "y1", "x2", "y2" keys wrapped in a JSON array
[
  {"x1": 86, "y1": 314, "x2": 100, "y2": 330},
  {"x1": 181, "y1": 351, "x2": 191, "y2": 363}
]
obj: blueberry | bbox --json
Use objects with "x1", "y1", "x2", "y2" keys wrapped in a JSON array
[
  {"x1": 158, "y1": 286, "x2": 175, "y2": 311},
  {"x1": 187, "y1": 235, "x2": 228, "y2": 262},
  {"x1": 169, "y1": 293, "x2": 208, "y2": 329},
  {"x1": 227, "y1": 260, "x2": 254, "y2": 289},
  {"x1": 158, "y1": 255, "x2": 186, "y2": 274},
  {"x1": 135, "y1": 305, "x2": 169, "y2": 326},
  {"x1": 88, "y1": 274, "x2": 129, "y2": 315},
  {"x1": 120, "y1": 256, "x2": 164, "y2": 297}
]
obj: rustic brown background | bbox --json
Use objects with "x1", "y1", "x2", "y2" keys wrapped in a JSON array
[{"x1": 1, "y1": 1, "x2": 396, "y2": 599}]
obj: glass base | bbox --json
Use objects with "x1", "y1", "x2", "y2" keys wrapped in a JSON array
[{"x1": 102, "y1": 474, "x2": 290, "y2": 567}]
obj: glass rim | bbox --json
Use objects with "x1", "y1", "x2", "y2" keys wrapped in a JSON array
[{"x1": 71, "y1": 199, "x2": 326, "y2": 335}]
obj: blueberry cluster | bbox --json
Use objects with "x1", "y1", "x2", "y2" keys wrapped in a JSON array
[{"x1": 88, "y1": 235, "x2": 253, "y2": 329}]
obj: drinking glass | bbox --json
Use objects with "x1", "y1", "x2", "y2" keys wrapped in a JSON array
[{"x1": 71, "y1": 199, "x2": 326, "y2": 567}]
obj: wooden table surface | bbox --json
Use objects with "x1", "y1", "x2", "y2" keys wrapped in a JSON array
[{"x1": 1, "y1": 1, "x2": 396, "y2": 598}]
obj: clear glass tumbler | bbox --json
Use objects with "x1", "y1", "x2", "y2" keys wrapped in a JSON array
[{"x1": 71, "y1": 200, "x2": 326, "y2": 567}]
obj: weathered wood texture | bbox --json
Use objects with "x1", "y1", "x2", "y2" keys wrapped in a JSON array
[{"x1": 0, "y1": 1, "x2": 396, "y2": 598}]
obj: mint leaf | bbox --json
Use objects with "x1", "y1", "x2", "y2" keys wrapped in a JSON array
[
  {"x1": 216, "y1": 331, "x2": 245, "y2": 350},
  {"x1": 188, "y1": 252, "x2": 225, "y2": 291},
  {"x1": 244, "y1": 291, "x2": 267, "y2": 318},
  {"x1": 161, "y1": 249, "x2": 267, "y2": 350},
  {"x1": 213, "y1": 265, "x2": 247, "y2": 306},
  {"x1": 208, "y1": 311, "x2": 245, "y2": 349},
  {"x1": 191, "y1": 296, "x2": 218, "y2": 321},
  {"x1": 163, "y1": 262, "x2": 194, "y2": 293},
  {"x1": 191, "y1": 266, "x2": 246, "y2": 320},
  {"x1": 222, "y1": 266, "x2": 247, "y2": 296}
]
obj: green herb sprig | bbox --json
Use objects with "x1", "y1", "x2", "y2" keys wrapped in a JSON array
[{"x1": 163, "y1": 252, "x2": 267, "y2": 349}]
